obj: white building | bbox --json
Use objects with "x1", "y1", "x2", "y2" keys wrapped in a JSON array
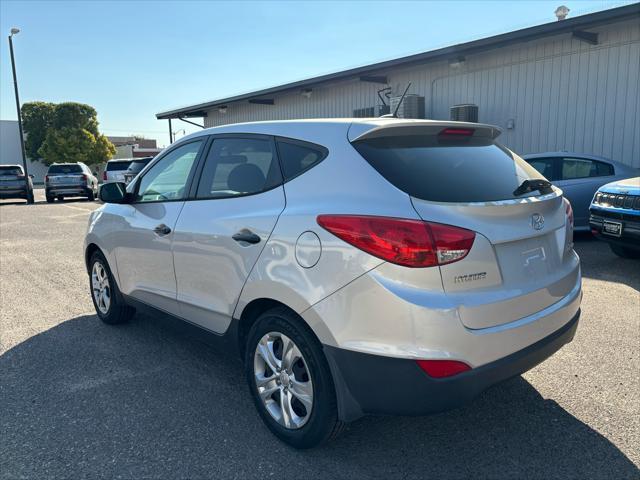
[
  {"x1": 157, "y1": 4, "x2": 640, "y2": 168},
  {"x1": 0, "y1": 120, "x2": 48, "y2": 183}
]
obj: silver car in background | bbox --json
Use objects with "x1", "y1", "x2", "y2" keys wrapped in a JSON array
[
  {"x1": 85, "y1": 119, "x2": 581, "y2": 448},
  {"x1": 523, "y1": 152, "x2": 637, "y2": 231},
  {"x1": 45, "y1": 162, "x2": 98, "y2": 202},
  {"x1": 102, "y1": 159, "x2": 133, "y2": 184}
]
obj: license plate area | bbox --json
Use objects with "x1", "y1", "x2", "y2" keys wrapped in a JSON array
[{"x1": 602, "y1": 220, "x2": 622, "y2": 237}]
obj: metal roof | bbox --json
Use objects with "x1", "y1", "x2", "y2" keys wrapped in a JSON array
[{"x1": 156, "y1": 3, "x2": 640, "y2": 120}]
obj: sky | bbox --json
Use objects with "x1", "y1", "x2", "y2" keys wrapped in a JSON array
[{"x1": 0, "y1": 0, "x2": 635, "y2": 147}]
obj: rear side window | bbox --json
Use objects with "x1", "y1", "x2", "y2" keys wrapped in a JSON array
[
  {"x1": 561, "y1": 158, "x2": 614, "y2": 179},
  {"x1": 127, "y1": 159, "x2": 152, "y2": 174},
  {"x1": 48, "y1": 164, "x2": 82, "y2": 174},
  {"x1": 0, "y1": 166, "x2": 23, "y2": 175},
  {"x1": 196, "y1": 138, "x2": 282, "y2": 198},
  {"x1": 353, "y1": 135, "x2": 546, "y2": 203},
  {"x1": 276, "y1": 139, "x2": 327, "y2": 181},
  {"x1": 106, "y1": 161, "x2": 131, "y2": 171}
]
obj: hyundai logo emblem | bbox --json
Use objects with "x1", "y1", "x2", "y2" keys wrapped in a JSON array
[{"x1": 531, "y1": 213, "x2": 545, "y2": 230}]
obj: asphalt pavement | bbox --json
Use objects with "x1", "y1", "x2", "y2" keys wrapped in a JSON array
[{"x1": 1, "y1": 189, "x2": 638, "y2": 479}]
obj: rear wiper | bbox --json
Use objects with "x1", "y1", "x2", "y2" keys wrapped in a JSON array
[{"x1": 513, "y1": 179, "x2": 553, "y2": 197}]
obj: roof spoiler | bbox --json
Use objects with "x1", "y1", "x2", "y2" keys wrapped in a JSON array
[{"x1": 348, "y1": 120, "x2": 502, "y2": 142}]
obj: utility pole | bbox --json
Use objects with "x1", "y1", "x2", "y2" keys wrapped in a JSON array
[{"x1": 8, "y1": 28, "x2": 32, "y2": 204}]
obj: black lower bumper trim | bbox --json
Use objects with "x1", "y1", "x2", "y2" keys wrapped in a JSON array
[{"x1": 324, "y1": 309, "x2": 580, "y2": 421}]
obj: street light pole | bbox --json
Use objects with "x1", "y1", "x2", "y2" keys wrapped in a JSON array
[{"x1": 8, "y1": 27, "x2": 32, "y2": 203}]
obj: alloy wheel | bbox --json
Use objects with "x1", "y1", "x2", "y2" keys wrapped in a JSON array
[
  {"x1": 253, "y1": 332, "x2": 314, "y2": 429},
  {"x1": 91, "y1": 261, "x2": 111, "y2": 314}
]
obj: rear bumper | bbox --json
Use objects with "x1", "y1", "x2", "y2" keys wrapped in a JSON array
[
  {"x1": 0, "y1": 188, "x2": 29, "y2": 198},
  {"x1": 325, "y1": 309, "x2": 580, "y2": 420},
  {"x1": 46, "y1": 186, "x2": 92, "y2": 196}
]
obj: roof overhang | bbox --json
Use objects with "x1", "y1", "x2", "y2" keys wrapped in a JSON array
[{"x1": 156, "y1": 3, "x2": 639, "y2": 120}]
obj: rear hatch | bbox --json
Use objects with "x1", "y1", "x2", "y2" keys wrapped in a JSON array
[
  {"x1": 47, "y1": 164, "x2": 86, "y2": 186},
  {"x1": 0, "y1": 166, "x2": 27, "y2": 188},
  {"x1": 105, "y1": 160, "x2": 132, "y2": 182},
  {"x1": 351, "y1": 122, "x2": 576, "y2": 329}
]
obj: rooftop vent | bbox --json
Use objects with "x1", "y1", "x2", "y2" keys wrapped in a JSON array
[{"x1": 555, "y1": 5, "x2": 570, "y2": 21}]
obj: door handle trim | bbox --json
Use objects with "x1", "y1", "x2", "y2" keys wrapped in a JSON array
[
  {"x1": 154, "y1": 224, "x2": 172, "y2": 236},
  {"x1": 232, "y1": 229, "x2": 261, "y2": 244}
]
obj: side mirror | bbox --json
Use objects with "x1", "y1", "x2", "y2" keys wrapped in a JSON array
[
  {"x1": 93, "y1": 171, "x2": 98, "y2": 176},
  {"x1": 99, "y1": 182, "x2": 129, "y2": 204},
  {"x1": 28, "y1": 174, "x2": 34, "y2": 178}
]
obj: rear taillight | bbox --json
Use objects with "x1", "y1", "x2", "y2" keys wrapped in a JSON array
[
  {"x1": 416, "y1": 359, "x2": 471, "y2": 378},
  {"x1": 103, "y1": 171, "x2": 107, "y2": 181},
  {"x1": 316, "y1": 215, "x2": 475, "y2": 268},
  {"x1": 81, "y1": 174, "x2": 87, "y2": 181},
  {"x1": 565, "y1": 198, "x2": 574, "y2": 229},
  {"x1": 45, "y1": 175, "x2": 50, "y2": 182}
]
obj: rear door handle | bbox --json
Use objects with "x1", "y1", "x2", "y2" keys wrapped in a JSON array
[
  {"x1": 232, "y1": 229, "x2": 261, "y2": 244},
  {"x1": 154, "y1": 224, "x2": 172, "y2": 236}
]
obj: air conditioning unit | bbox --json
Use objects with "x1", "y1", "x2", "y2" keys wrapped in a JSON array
[
  {"x1": 389, "y1": 94, "x2": 425, "y2": 119},
  {"x1": 450, "y1": 104, "x2": 479, "y2": 122},
  {"x1": 353, "y1": 104, "x2": 391, "y2": 118}
]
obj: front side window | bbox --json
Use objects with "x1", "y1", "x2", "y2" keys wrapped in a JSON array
[
  {"x1": 196, "y1": 137, "x2": 281, "y2": 198},
  {"x1": 136, "y1": 140, "x2": 202, "y2": 202},
  {"x1": 561, "y1": 158, "x2": 613, "y2": 180}
]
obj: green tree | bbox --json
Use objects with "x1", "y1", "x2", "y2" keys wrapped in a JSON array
[
  {"x1": 21, "y1": 101, "x2": 55, "y2": 160},
  {"x1": 31, "y1": 101, "x2": 115, "y2": 166}
]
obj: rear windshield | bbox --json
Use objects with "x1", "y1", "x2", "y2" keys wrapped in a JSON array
[
  {"x1": 127, "y1": 159, "x2": 152, "y2": 173},
  {"x1": 353, "y1": 135, "x2": 547, "y2": 202},
  {"x1": 106, "y1": 161, "x2": 132, "y2": 171},
  {"x1": 0, "y1": 166, "x2": 23, "y2": 175},
  {"x1": 48, "y1": 164, "x2": 82, "y2": 174}
]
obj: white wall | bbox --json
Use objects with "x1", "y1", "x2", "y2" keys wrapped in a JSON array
[
  {"x1": 0, "y1": 120, "x2": 49, "y2": 183},
  {"x1": 203, "y1": 17, "x2": 639, "y2": 168}
]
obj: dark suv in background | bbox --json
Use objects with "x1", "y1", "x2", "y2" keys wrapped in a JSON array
[
  {"x1": 123, "y1": 157, "x2": 153, "y2": 184},
  {"x1": 0, "y1": 165, "x2": 34, "y2": 203},
  {"x1": 45, "y1": 162, "x2": 98, "y2": 202}
]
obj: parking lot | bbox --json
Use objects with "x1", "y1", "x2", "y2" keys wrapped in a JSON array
[{"x1": 1, "y1": 189, "x2": 638, "y2": 479}]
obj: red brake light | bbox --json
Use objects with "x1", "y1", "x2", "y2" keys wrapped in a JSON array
[
  {"x1": 103, "y1": 170, "x2": 107, "y2": 181},
  {"x1": 45, "y1": 175, "x2": 50, "y2": 182},
  {"x1": 439, "y1": 128, "x2": 474, "y2": 136},
  {"x1": 565, "y1": 199, "x2": 574, "y2": 229},
  {"x1": 81, "y1": 174, "x2": 87, "y2": 181},
  {"x1": 416, "y1": 359, "x2": 471, "y2": 378},
  {"x1": 316, "y1": 215, "x2": 475, "y2": 268}
]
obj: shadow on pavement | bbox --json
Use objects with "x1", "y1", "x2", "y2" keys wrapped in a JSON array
[
  {"x1": 2, "y1": 312, "x2": 638, "y2": 479},
  {"x1": 573, "y1": 232, "x2": 640, "y2": 291}
]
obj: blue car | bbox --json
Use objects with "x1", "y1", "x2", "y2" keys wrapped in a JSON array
[{"x1": 589, "y1": 177, "x2": 640, "y2": 258}]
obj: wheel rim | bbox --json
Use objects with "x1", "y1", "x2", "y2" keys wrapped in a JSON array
[
  {"x1": 91, "y1": 261, "x2": 111, "y2": 314},
  {"x1": 253, "y1": 332, "x2": 314, "y2": 429}
]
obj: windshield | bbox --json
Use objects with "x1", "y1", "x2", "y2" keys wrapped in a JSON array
[
  {"x1": 353, "y1": 135, "x2": 547, "y2": 202},
  {"x1": 48, "y1": 164, "x2": 83, "y2": 174},
  {"x1": 0, "y1": 166, "x2": 23, "y2": 176}
]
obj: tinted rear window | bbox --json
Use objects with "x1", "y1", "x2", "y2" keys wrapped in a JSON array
[
  {"x1": 353, "y1": 135, "x2": 546, "y2": 202},
  {"x1": 127, "y1": 159, "x2": 152, "y2": 173},
  {"x1": 0, "y1": 166, "x2": 23, "y2": 175},
  {"x1": 48, "y1": 164, "x2": 82, "y2": 174},
  {"x1": 106, "y1": 161, "x2": 132, "y2": 171}
]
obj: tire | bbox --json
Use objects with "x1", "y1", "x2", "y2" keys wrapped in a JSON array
[
  {"x1": 87, "y1": 190, "x2": 95, "y2": 201},
  {"x1": 610, "y1": 244, "x2": 640, "y2": 259},
  {"x1": 89, "y1": 250, "x2": 135, "y2": 324},
  {"x1": 26, "y1": 190, "x2": 34, "y2": 204},
  {"x1": 245, "y1": 307, "x2": 344, "y2": 449},
  {"x1": 57, "y1": 195, "x2": 64, "y2": 202}
]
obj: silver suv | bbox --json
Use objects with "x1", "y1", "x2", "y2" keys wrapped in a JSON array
[{"x1": 85, "y1": 119, "x2": 581, "y2": 448}]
